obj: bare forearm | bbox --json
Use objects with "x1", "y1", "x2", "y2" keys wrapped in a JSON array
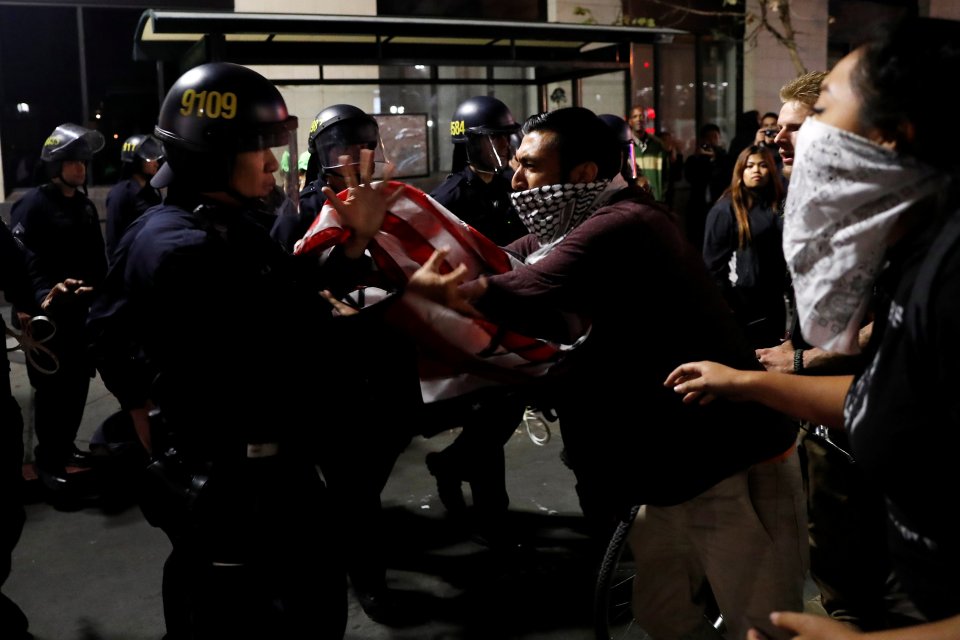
[{"x1": 733, "y1": 370, "x2": 852, "y2": 428}]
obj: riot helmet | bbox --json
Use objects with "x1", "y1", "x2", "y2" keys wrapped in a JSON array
[
  {"x1": 449, "y1": 96, "x2": 520, "y2": 174},
  {"x1": 598, "y1": 113, "x2": 637, "y2": 180},
  {"x1": 152, "y1": 62, "x2": 298, "y2": 200},
  {"x1": 121, "y1": 134, "x2": 163, "y2": 164},
  {"x1": 120, "y1": 134, "x2": 163, "y2": 177},
  {"x1": 40, "y1": 123, "x2": 104, "y2": 188},
  {"x1": 307, "y1": 104, "x2": 387, "y2": 185}
]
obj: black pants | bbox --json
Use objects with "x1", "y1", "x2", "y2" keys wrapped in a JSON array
[
  {"x1": 801, "y1": 432, "x2": 923, "y2": 630},
  {"x1": 1, "y1": 356, "x2": 29, "y2": 636},
  {"x1": 423, "y1": 393, "x2": 526, "y2": 515},
  {"x1": 147, "y1": 457, "x2": 347, "y2": 639},
  {"x1": 26, "y1": 331, "x2": 91, "y2": 471}
]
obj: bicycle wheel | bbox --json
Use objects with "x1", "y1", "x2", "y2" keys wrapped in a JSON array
[
  {"x1": 593, "y1": 506, "x2": 725, "y2": 640},
  {"x1": 593, "y1": 505, "x2": 649, "y2": 640}
]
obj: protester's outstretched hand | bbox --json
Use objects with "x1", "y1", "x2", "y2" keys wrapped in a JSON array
[
  {"x1": 747, "y1": 611, "x2": 862, "y2": 640},
  {"x1": 406, "y1": 247, "x2": 486, "y2": 317},
  {"x1": 322, "y1": 149, "x2": 400, "y2": 258},
  {"x1": 663, "y1": 360, "x2": 750, "y2": 405}
]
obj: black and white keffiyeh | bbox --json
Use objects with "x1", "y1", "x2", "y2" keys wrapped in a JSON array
[{"x1": 511, "y1": 180, "x2": 611, "y2": 248}]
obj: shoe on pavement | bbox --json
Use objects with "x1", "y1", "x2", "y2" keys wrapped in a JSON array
[
  {"x1": 355, "y1": 587, "x2": 418, "y2": 627},
  {"x1": 425, "y1": 451, "x2": 467, "y2": 514}
]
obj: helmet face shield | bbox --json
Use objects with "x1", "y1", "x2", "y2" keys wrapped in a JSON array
[
  {"x1": 319, "y1": 120, "x2": 389, "y2": 180},
  {"x1": 42, "y1": 123, "x2": 104, "y2": 163},
  {"x1": 267, "y1": 127, "x2": 300, "y2": 208},
  {"x1": 465, "y1": 132, "x2": 513, "y2": 173}
]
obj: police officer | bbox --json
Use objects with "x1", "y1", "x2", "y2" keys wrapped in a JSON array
[
  {"x1": 270, "y1": 103, "x2": 387, "y2": 253},
  {"x1": 105, "y1": 134, "x2": 163, "y2": 256},
  {"x1": 430, "y1": 95, "x2": 526, "y2": 245},
  {"x1": 287, "y1": 103, "x2": 424, "y2": 624},
  {"x1": 424, "y1": 97, "x2": 528, "y2": 546},
  {"x1": 1, "y1": 225, "x2": 85, "y2": 639},
  {"x1": 0, "y1": 223, "x2": 36, "y2": 640},
  {"x1": 87, "y1": 62, "x2": 395, "y2": 639},
  {"x1": 9, "y1": 123, "x2": 106, "y2": 491}
]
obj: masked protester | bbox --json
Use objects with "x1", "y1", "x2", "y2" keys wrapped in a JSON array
[
  {"x1": 408, "y1": 107, "x2": 807, "y2": 640},
  {"x1": 87, "y1": 62, "x2": 397, "y2": 639},
  {"x1": 665, "y1": 17, "x2": 960, "y2": 639}
]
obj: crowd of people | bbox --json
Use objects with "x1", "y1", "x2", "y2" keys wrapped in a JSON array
[{"x1": 2, "y1": 12, "x2": 959, "y2": 640}]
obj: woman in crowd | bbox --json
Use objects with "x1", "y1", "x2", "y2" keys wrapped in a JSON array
[{"x1": 702, "y1": 144, "x2": 787, "y2": 349}]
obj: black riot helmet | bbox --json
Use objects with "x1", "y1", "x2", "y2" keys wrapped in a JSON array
[
  {"x1": 598, "y1": 113, "x2": 637, "y2": 180},
  {"x1": 307, "y1": 104, "x2": 387, "y2": 181},
  {"x1": 449, "y1": 96, "x2": 520, "y2": 174},
  {"x1": 120, "y1": 134, "x2": 163, "y2": 177},
  {"x1": 121, "y1": 134, "x2": 163, "y2": 164},
  {"x1": 40, "y1": 123, "x2": 104, "y2": 187},
  {"x1": 152, "y1": 62, "x2": 298, "y2": 194}
]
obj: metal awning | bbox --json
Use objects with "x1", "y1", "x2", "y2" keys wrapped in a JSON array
[{"x1": 134, "y1": 10, "x2": 688, "y2": 83}]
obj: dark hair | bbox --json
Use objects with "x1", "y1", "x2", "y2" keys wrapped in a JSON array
[
  {"x1": 521, "y1": 107, "x2": 621, "y2": 181},
  {"x1": 854, "y1": 17, "x2": 960, "y2": 170},
  {"x1": 725, "y1": 145, "x2": 784, "y2": 250},
  {"x1": 761, "y1": 112, "x2": 779, "y2": 122},
  {"x1": 699, "y1": 123, "x2": 721, "y2": 139}
]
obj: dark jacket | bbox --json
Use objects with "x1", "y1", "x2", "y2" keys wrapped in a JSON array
[{"x1": 430, "y1": 166, "x2": 526, "y2": 246}]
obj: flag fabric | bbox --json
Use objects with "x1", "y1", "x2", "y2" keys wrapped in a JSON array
[{"x1": 294, "y1": 181, "x2": 580, "y2": 403}]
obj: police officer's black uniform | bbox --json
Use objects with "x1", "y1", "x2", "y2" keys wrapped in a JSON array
[
  {"x1": 10, "y1": 126, "x2": 107, "y2": 484},
  {"x1": 273, "y1": 104, "x2": 422, "y2": 623},
  {"x1": 421, "y1": 96, "x2": 528, "y2": 538},
  {"x1": 0, "y1": 223, "x2": 37, "y2": 640},
  {"x1": 87, "y1": 63, "x2": 372, "y2": 640},
  {"x1": 430, "y1": 165, "x2": 526, "y2": 246},
  {"x1": 105, "y1": 135, "x2": 163, "y2": 257}
]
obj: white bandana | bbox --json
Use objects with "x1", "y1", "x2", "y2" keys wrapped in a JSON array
[
  {"x1": 783, "y1": 117, "x2": 946, "y2": 354},
  {"x1": 512, "y1": 179, "x2": 610, "y2": 247}
]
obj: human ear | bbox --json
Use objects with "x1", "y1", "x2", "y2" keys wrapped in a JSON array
[{"x1": 568, "y1": 161, "x2": 598, "y2": 184}]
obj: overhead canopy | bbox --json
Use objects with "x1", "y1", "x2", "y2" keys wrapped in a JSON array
[{"x1": 134, "y1": 10, "x2": 688, "y2": 83}]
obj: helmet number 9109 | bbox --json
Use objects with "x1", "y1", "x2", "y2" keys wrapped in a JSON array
[{"x1": 179, "y1": 90, "x2": 237, "y2": 120}]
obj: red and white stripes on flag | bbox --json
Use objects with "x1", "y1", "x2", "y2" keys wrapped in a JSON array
[{"x1": 295, "y1": 181, "x2": 575, "y2": 403}]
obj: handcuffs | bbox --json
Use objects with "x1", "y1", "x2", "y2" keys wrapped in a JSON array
[{"x1": 5, "y1": 315, "x2": 59, "y2": 374}]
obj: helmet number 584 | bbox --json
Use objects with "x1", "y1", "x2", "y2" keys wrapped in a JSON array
[{"x1": 179, "y1": 89, "x2": 237, "y2": 120}]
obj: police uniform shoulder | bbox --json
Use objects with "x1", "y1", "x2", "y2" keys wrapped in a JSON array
[{"x1": 430, "y1": 171, "x2": 468, "y2": 201}]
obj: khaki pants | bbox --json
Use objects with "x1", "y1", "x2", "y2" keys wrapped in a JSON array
[{"x1": 630, "y1": 452, "x2": 808, "y2": 640}]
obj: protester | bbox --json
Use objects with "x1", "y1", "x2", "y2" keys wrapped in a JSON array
[
  {"x1": 663, "y1": 16, "x2": 960, "y2": 638},
  {"x1": 407, "y1": 107, "x2": 807, "y2": 640}
]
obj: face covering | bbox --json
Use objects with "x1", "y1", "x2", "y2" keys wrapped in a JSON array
[
  {"x1": 783, "y1": 116, "x2": 946, "y2": 354},
  {"x1": 511, "y1": 179, "x2": 610, "y2": 249}
]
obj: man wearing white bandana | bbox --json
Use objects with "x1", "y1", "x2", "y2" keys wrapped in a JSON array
[{"x1": 409, "y1": 107, "x2": 808, "y2": 640}]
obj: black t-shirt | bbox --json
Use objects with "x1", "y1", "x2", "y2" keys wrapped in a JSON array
[{"x1": 845, "y1": 209, "x2": 960, "y2": 620}]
